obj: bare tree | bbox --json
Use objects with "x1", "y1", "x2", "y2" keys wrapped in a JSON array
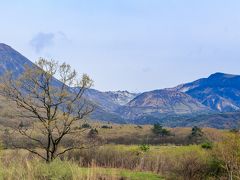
[{"x1": 0, "y1": 58, "x2": 96, "y2": 162}]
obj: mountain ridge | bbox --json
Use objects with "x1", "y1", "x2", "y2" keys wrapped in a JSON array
[
  {"x1": 171, "y1": 72, "x2": 240, "y2": 112},
  {"x1": 116, "y1": 89, "x2": 210, "y2": 120},
  {"x1": 0, "y1": 43, "x2": 35, "y2": 76},
  {"x1": 1, "y1": 43, "x2": 240, "y2": 128}
]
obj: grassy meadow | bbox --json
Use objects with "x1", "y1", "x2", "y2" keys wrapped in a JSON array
[
  {"x1": 0, "y1": 149, "x2": 163, "y2": 180},
  {"x1": 0, "y1": 119, "x2": 238, "y2": 180},
  {"x1": 0, "y1": 100, "x2": 235, "y2": 179}
]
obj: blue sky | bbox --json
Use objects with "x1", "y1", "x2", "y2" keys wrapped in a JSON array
[{"x1": 1, "y1": 0, "x2": 240, "y2": 92}]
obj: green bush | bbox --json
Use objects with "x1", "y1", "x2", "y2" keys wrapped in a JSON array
[
  {"x1": 208, "y1": 157, "x2": 224, "y2": 178},
  {"x1": 152, "y1": 123, "x2": 171, "y2": 136},
  {"x1": 188, "y1": 126, "x2": 206, "y2": 144},
  {"x1": 139, "y1": 144, "x2": 150, "y2": 153},
  {"x1": 201, "y1": 141, "x2": 213, "y2": 149}
]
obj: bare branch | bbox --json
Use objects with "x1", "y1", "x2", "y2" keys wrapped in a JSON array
[{"x1": 0, "y1": 58, "x2": 95, "y2": 162}]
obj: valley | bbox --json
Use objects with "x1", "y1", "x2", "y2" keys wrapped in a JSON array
[{"x1": 2, "y1": 1, "x2": 240, "y2": 179}]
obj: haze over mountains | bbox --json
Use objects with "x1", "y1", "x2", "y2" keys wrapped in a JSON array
[{"x1": 1, "y1": 43, "x2": 240, "y2": 128}]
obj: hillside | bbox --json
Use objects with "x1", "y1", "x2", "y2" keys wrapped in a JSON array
[
  {"x1": 0, "y1": 43, "x2": 35, "y2": 76},
  {"x1": 116, "y1": 89, "x2": 209, "y2": 120},
  {"x1": 0, "y1": 44, "x2": 127, "y2": 123},
  {"x1": 173, "y1": 72, "x2": 240, "y2": 112}
]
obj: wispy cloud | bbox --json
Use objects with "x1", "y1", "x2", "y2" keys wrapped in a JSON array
[
  {"x1": 30, "y1": 32, "x2": 70, "y2": 53},
  {"x1": 30, "y1": 32, "x2": 55, "y2": 53}
]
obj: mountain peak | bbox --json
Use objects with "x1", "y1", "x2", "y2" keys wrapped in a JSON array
[
  {"x1": 173, "y1": 72, "x2": 240, "y2": 112},
  {"x1": 105, "y1": 90, "x2": 138, "y2": 106},
  {"x1": 117, "y1": 89, "x2": 208, "y2": 120},
  {"x1": 0, "y1": 43, "x2": 34, "y2": 76},
  {"x1": 208, "y1": 72, "x2": 237, "y2": 79},
  {"x1": 0, "y1": 43, "x2": 10, "y2": 47},
  {"x1": 0, "y1": 43, "x2": 14, "y2": 51}
]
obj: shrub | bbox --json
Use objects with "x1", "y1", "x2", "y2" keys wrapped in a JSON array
[
  {"x1": 212, "y1": 134, "x2": 240, "y2": 179},
  {"x1": 201, "y1": 141, "x2": 213, "y2": 150},
  {"x1": 191, "y1": 126, "x2": 203, "y2": 137},
  {"x1": 101, "y1": 125, "x2": 112, "y2": 129},
  {"x1": 88, "y1": 128, "x2": 98, "y2": 139},
  {"x1": 172, "y1": 151, "x2": 210, "y2": 180},
  {"x1": 81, "y1": 123, "x2": 92, "y2": 129},
  {"x1": 229, "y1": 128, "x2": 239, "y2": 133},
  {"x1": 139, "y1": 144, "x2": 150, "y2": 153},
  {"x1": 208, "y1": 157, "x2": 224, "y2": 178},
  {"x1": 152, "y1": 124, "x2": 171, "y2": 136},
  {"x1": 188, "y1": 126, "x2": 206, "y2": 144}
]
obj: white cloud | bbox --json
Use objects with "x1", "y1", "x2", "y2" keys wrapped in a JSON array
[{"x1": 30, "y1": 32, "x2": 55, "y2": 53}]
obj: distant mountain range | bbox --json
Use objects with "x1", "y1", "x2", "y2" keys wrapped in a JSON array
[{"x1": 1, "y1": 43, "x2": 240, "y2": 128}]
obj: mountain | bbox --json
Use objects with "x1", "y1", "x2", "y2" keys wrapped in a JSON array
[
  {"x1": 0, "y1": 43, "x2": 126, "y2": 123},
  {"x1": 117, "y1": 89, "x2": 209, "y2": 120},
  {"x1": 0, "y1": 44, "x2": 144, "y2": 124},
  {"x1": 85, "y1": 90, "x2": 138, "y2": 112},
  {"x1": 85, "y1": 89, "x2": 120, "y2": 111},
  {"x1": 0, "y1": 43, "x2": 35, "y2": 76},
  {"x1": 105, "y1": 91, "x2": 138, "y2": 106},
  {"x1": 173, "y1": 73, "x2": 240, "y2": 112},
  {"x1": 2, "y1": 43, "x2": 240, "y2": 128}
]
